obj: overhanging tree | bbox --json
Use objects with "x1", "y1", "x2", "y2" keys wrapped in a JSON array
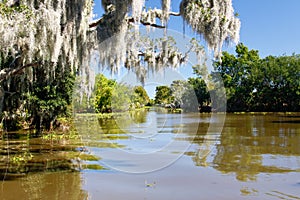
[{"x1": 0, "y1": 0, "x2": 240, "y2": 131}]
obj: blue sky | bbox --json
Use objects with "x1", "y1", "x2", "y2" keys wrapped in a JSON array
[{"x1": 231, "y1": 0, "x2": 300, "y2": 57}]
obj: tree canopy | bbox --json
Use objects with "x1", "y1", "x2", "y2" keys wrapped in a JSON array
[
  {"x1": 92, "y1": 74, "x2": 150, "y2": 113},
  {"x1": 0, "y1": 0, "x2": 240, "y2": 80},
  {"x1": 152, "y1": 44, "x2": 300, "y2": 112},
  {"x1": 0, "y1": 0, "x2": 240, "y2": 131},
  {"x1": 154, "y1": 85, "x2": 173, "y2": 105},
  {"x1": 213, "y1": 43, "x2": 300, "y2": 112}
]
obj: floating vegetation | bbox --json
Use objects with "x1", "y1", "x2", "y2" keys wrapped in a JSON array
[
  {"x1": 0, "y1": 128, "x2": 105, "y2": 180},
  {"x1": 83, "y1": 164, "x2": 107, "y2": 170}
]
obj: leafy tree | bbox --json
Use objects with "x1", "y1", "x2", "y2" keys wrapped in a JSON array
[
  {"x1": 187, "y1": 77, "x2": 210, "y2": 107},
  {"x1": 0, "y1": 0, "x2": 240, "y2": 81},
  {"x1": 170, "y1": 80, "x2": 189, "y2": 107},
  {"x1": 213, "y1": 43, "x2": 260, "y2": 111},
  {"x1": 180, "y1": 85, "x2": 199, "y2": 112},
  {"x1": 132, "y1": 86, "x2": 150, "y2": 108},
  {"x1": 0, "y1": 0, "x2": 240, "y2": 131},
  {"x1": 250, "y1": 55, "x2": 300, "y2": 111},
  {"x1": 169, "y1": 78, "x2": 210, "y2": 112},
  {"x1": 214, "y1": 44, "x2": 300, "y2": 112},
  {"x1": 0, "y1": 57, "x2": 75, "y2": 132},
  {"x1": 27, "y1": 65, "x2": 75, "y2": 132},
  {"x1": 94, "y1": 74, "x2": 116, "y2": 113},
  {"x1": 159, "y1": 75, "x2": 211, "y2": 112},
  {"x1": 154, "y1": 86, "x2": 173, "y2": 105},
  {"x1": 111, "y1": 83, "x2": 132, "y2": 112},
  {"x1": 93, "y1": 75, "x2": 150, "y2": 112}
]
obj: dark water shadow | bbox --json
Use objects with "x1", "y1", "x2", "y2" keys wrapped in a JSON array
[
  {"x1": 285, "y1": 116, "x2": 300, "y2": 118},
  {"x1": 272, "y1": 120, "x2": 300, "y2": 124}
]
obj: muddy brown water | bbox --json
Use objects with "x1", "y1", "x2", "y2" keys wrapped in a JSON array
[{"x1": 1, "y1": 110, "x2": 300, "y2": 199}]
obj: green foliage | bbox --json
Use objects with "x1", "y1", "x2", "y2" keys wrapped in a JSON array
[
  {"x1": 180, "y1": 84, "x2": 199, "y2": 111},
  {"x1": 154, "y1": 77, "x2": 210, "y2": 112},
  {"x1": 249, "y1": 55, "x2": 300, "y2": 111},
  {"x1": 146, "y1": 99, "x2": 155, "y2": 106},
  {"x1": 214, "y1": 43, "x2": 300, "y2": 112},
  {"x1": 170, "y1": 80, "x2": 189, "y2": 106},
  {"x1": 212, "y1": 43, "x2": 260, "y2": 111},
  {"x1": 132, "y1": 86, "x2": 150, "y2": 107},
  {"x1": 27, "y1": 64, "x2": 75, "y2": 131},
  {"x1": 93, "y1": 74, "x2": 150, "y2": 113},
  {"x1": 0, "y1": 51, "x2": 75, "y2": 132},
  {"x1": 187, "y1": 77, "x2": 210, "y2": 106},
  {"x1": 0, "y1": 1, "x2": 32, "y2": 18},
  {"x1": 154, "y1": 85, "x2": 173, "y2": 105},
  {"x1": 155, "y1": 43, "x2": 299, "y2": 113},
  {"x1": 111, "y1": 83, "x2": 132, "y2": 112},
  {"x1": 94, "y1": 74, "x2": 116, "y2": 113}
]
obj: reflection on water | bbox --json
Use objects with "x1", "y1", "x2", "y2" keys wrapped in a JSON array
[
  {"x1": 179, "y1": 114, "x2": 300, "y2": 179},
  {"x1": 0, "y1": 135, "x2": 78, "y2": 179},
  {"x1": 0, "y1": 172, "x2": 87, "y2": 200},
  {"x1": 77, "y1": 108, "x2": 201, "y2": 173},
  {"x1": 0, "y1": 129, "x2": 93, "y2": 199},
  {"x1": 78, "y1": 110, "x2": 300, "y2": 199},
  {"x1": 1, "y1": 110, "x2": 300, "y2": 199},
  {"x1": 213, "y1": 114, "x2": 300, "y2": 182}
]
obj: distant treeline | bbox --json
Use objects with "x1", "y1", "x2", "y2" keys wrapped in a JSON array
[
  {"x1": 154, "y1": 44, "x2": 300, "y2": 112},
  {"x1": 73, "y1": 74, "x2": 151, "y2": 113}
]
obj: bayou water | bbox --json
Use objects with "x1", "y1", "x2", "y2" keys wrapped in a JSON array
[{"x1": 1, "y1": 109, "x2": 300, "y2": 199}]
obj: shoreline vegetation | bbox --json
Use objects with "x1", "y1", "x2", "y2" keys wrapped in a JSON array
[
  {"x1": 0, "y1": 41, "x2": 298, "y2": 133},
  {"x1": 0, "y1": 115, "x2": 105, "y2": 180},
  {"x1": 1, "y1": 107, "x2": 299, "y2": 134},
  {"x1": 75, "y1": 109, "x2": 300, "y2": 116},
  {"x1": 1, "y1": 39, "x2": 299, "y2": 178},
  {"x1": 1, "y1": 107, "x2": 299, "y2": 180},
  {"x1": 0, "y1": 1, "x2": 298, "y2": 186}
]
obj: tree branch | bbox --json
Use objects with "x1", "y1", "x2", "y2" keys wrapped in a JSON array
[
  {"x1": 89, "y1": 17, "x2": 104, "y2": 28},
  {"x1": 0, "y1": 61, "x2": 41, "y2": 82},
  {"x1": 141, "y1": 21, "x2": 165, "y2": 29},
  {"x1": 127, "y1": 17, "x2": 166, "y2": 29},
  {"x1": 89, "y1": 11, "x2": 181, "y2": 29},
  {"x1": 169, "y1": 12, "x2": 181, "y2": 16}
]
